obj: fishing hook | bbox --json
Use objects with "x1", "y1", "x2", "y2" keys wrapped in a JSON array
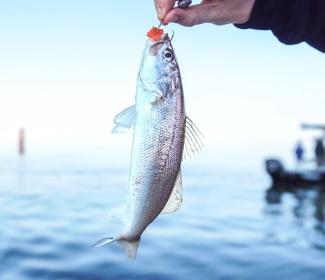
[{"x1": 170, "y1": 30, "x2": 175, "y2": 41}]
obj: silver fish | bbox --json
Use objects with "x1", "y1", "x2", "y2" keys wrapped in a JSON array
[{"x1": 93, "y1": 32, "x2": 203, "y2": 258}]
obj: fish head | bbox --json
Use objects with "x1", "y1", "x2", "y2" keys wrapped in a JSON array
[{"x1": 138, "y1": 33, "x2": 181, "y2": 103}]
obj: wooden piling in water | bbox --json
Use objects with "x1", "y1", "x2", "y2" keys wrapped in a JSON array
[{"x1": 18, "y1": 128, "x2": 25, "y2": 156}]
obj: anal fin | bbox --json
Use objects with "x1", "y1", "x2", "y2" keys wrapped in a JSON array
[{"x1": 161, "y1": 170, "x2": 183, "y2": 215}]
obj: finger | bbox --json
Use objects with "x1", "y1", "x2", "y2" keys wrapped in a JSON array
[
  {"x1": 164, "y1": 3, "x2": 225, "y2": 26},
  {"x1": 155, "y1": 0, "x2": 177, "y2": 21}
]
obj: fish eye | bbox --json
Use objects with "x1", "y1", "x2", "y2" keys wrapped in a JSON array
[
  {"x1": 163, "y1": 48, "x2": 174, "y2": 61},
  {"x1": 164, "y1": 52, "x2": 172, "y2": 58}
]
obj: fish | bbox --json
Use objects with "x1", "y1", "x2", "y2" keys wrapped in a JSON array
[{"x1": 93, "y1": 28, "x2": 203, "y2": 258}]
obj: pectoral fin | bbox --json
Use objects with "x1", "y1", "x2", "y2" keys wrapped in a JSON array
[
  {"x1": 161, "y1": 170, "x2": 183, "y2": 214},
  {"x1": 183, "y1": 117, "x2": 204, "y2": 160},
  {"x1": 139, "y1": 76, "x2": 163, "y2": 104},
  {"x1": 111, "y1": 105, "x2": 136, "y2": 134},
  {"x1": 144, "y1": 90, "x2": 163, "y2": 104}
]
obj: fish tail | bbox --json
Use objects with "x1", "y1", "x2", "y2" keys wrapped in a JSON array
[
  {"x1": 92, "y1": 236, "x2": 140, "y2": 259},
  {"x1": 117, "y1": 238, "x2": 140, "y2": 259},
  {"x1": 92, "y1": 237, "x2": 116, "y2": 248}
]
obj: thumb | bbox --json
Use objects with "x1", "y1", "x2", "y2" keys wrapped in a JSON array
[{"x1": 163, "y1": 4, "x2": 214, "y2": 26}]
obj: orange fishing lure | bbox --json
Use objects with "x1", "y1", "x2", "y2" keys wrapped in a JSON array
[{"x1": 147, "y1": 27, "x2": 164, "y2": 41}]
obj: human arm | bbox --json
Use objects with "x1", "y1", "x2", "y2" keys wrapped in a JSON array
[
  {"x1": 235, "y1": 0, "x2": 325, "y2": 53},
  {"x1": 154, "y1": 0, "x2": 325, "y2": 53},
  {"x1": 154, "y1": 0, "x2": 255, "y2": 26}
]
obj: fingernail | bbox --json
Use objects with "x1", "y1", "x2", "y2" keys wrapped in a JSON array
[{"x1": 158, "y1": 3, "x2": 164, "y2": 18}]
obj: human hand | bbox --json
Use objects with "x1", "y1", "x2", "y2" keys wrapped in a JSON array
[{"x1": 154, "y1": 0, "x2": 255, "y2": 26}]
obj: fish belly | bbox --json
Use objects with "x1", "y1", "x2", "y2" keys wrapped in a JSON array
[{"x1": 124, "y1": 98, "x2": 184, "y2": 239}]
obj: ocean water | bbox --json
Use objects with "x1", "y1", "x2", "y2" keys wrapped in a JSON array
[{"x1": 1, "y1": 150, "x2": 325, "y2": 280}]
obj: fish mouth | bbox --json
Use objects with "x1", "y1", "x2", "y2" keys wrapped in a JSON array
[
  {"x1": 148, "y1": 33, "x2": 171, "y2": 45},
  {"x1": 148, "y1": 33, "x2": 172, "y2": 56}
]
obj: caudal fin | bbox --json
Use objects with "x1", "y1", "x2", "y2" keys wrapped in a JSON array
[
  {"x1": 92, "y1": 237, "x2": 115, "y2": 248},
  {"x1": 117, "y1": 239, "x2": 140, "y2": 259},
  {"x1": 92, "y1": 237, "x2": 140, "y2": 259}
]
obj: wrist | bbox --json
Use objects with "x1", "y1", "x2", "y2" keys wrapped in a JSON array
[{"x1": 232, "y1": 0, "x2": 256, "y2": 24}]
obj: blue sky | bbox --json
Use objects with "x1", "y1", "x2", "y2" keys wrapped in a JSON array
[{"x1": 1, "y1": 1, "x2": 325, "y2": 162}]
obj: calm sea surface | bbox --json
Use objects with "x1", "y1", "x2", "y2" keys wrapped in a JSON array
[{"x1": 1, "y1": 150, "x2": 325, "y2": 280}]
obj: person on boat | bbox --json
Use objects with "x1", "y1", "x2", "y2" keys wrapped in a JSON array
[
  {"x1": 155, "y1": 0, "x2": 325, "y2": 53},
  {"x1": 315, "y1": 138, "x2": 325, "y2": 167},
  {"x1": 294, "y1": 141, "x2": 304, "y2": 164}
]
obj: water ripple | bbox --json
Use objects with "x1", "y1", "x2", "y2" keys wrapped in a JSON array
[{"x1": 1, "y1": 155, "x2": 325, "y2": 280}]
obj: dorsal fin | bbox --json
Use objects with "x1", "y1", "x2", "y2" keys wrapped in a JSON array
[
  {"x1": 183, "y1": 116, "x2": 204, "y2": 160},
  {"x1": 161, "y1": 170, "x2": 183, "y2": 214}
]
